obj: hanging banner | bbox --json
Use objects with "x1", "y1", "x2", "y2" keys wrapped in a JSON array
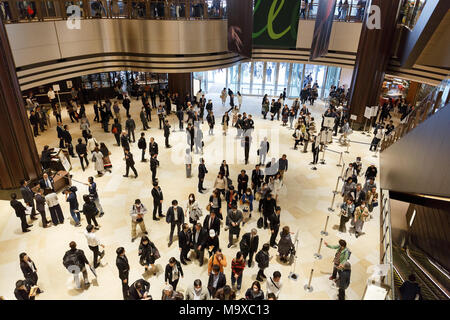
[
  {"x1": 252, "y1": 0, "x2": 301, "y2": 48},
  {"x1": 227, "y1": 0, "x2": 253, "y2": 58},
  {"x1": 310, "y1": 0, "x2": 337, "y2": 60}
]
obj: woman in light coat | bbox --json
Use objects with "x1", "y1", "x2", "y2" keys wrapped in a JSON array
[
  {"x1": 237, "y1": 91, "x2": 243, "y2": 109},
  {"x1": 220, "y1": 88, "x2": 227, "y2": 106},
  {"x1": 186, "y1": 193, "x2": 202, "y2": 228},
  {"x1": 353, "y1": 201, "x2": 369, "y2": 238},
  {"x1": 86, "y1": 134, "x2": 98, "y2": 153},
  {"x1": 91, "y1": 146, "x2": 104, "y2": 176}
]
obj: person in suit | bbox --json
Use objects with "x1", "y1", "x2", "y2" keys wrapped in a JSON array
[
  {"x1": 205, "y1": 229, "x2": 220, "y2": 258},
  {"x1": 239, "y1": 229, "x2": 259, "y2": 267},
  {"x1": 150, "y1": 153, "x2": 159, "y2": 183},
  {"x1": 151, "y1": 181, "x2": 164, "y2": 220},
  {"x1": 29, "y1": 110, "x2": 39, "y2": 137},
  {"x1": 116, "y1": 247, "x2": 130, "y2": 300},
  {"x1": 163, "y1": 119, "x2": 171, "y2": 148},
  {"x1": 10, "y1": 193, "x2": 32, "y2": 232},
  {"x1": 237, "y1": 170, "x2": 249, "y2": 198},
  {"x1": 123, "y1": 149, "x2": 138, "y2": 178},
  {"x1": 261, "y1": 193, "x2": 276, "y2": 229},
  {"x1": 128, "y1": 279, "x2": 151, "y2": 300},
  {"x1": 125, "y1": 115, "x2": 136, "y2": 143},
  {"x1": 120, "y1": 131, "x2": 130, "y2": 152},
  {"x1": 166, "y1": 200, "x2": 184, "y2": 247},
  {"x1": 34, "y1": 188, "x2": 50, "y2": 228},
  {"x1": 87, "y1": 176, "x2": 104, "y2": 217},
  {"x1": 149, "y1": 137, "x2": 158, "y2": 156},
  {"x1": 255, "y1": 243, "x2": 271, "y2": 281},
  {"x1": 137, "y1": 133, "x2": 147, "y2": 162},
  {"x1": 198, "y1": 157, "x2": 208, "y2": 193},
  {"x1": 227, "y1": 205, "x2": 243, "y2": 248},
  {"x1": 192, "y1": 223, "x2": 208, "y2": 266},
  {"x1": 56, "y1": 122, "x2": 65, "y2": 148},
  {"x1": 352, "y1": 183, "x2": 366, "y2": 207},
  {"x1": 39, "y1": 172, "x2": 54, "y2": 192},
  {"x1": 76, "y1": 138, "x2": 89, "y2": 171},
  {"x1": 251, "y1": 164, "x2": 264, "y2": 196},
  {"x1": 178, "y1": 223, "x2": 193, "y2": 264},
  {"x1": 207, "y1": 264, "x2": 226, "y2": 297},
  {"x1": 14, "y1": 279, "x2": 38, "y2": 300},
  {"x1": 219, "y1": 160, "x2": 230, "y2": 178},
  {"x1": 62, "y1": 125, "x2": 75, "y2": 157},
  {"x1": 123, "y1": 95, "x2": 131, "y2": 117},
  {"x1": 20, "y1": 179, "x2": 37, "y2": 221},
  {"x1": 269, "y1": 206, "x2": 281, "y2": 248},
  {"x1": 165, "y1": 257, "x2": 184, "y2": 291},
  {"x1": 140, "y1": 106, "x2": 149, "y2": 131},
  {"x1": 111, "y1": 118, "x2": 122, "y2": 146},
  {"x1": 19, "y1": 253, "x2": 42, "y2": 294},
  {"x1": 203, "y1": 210, "x2": 220, "y2": 237}
]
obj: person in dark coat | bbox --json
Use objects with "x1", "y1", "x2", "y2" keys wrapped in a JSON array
[
  {"x1": 269, "y1": 206, "x2": 281, "y2": 248},
  {"x1": 337, "y1": 261, "x2": 351, "y2": 300},
  {"x1": 138, "y1": 236, "x2": 159, "y2": 275},
  {"x1": 123, "y1": 149, "x2": 138, "y2": 178},
  {"x1": 14, "y1": 279, "x2": 37, "y2": 300},
  {"x1": 150, "y1": 153, "x2": 159, "y2": 183},
  {"x1": 81, "y1": 195, "x2": 99, "y2": 228},
  {"x1": 166, "y1": 200, "x2": 184, "y2": 246},
  {"x1": 35, "y1": 188, "x2": 50, "y2": 228},
  {"x1": 10, "y1": 193, "x2": 32, "y2": 232},
  {"x1": 128, "y1": 279, "x2": 151, "y2": 300},
  {"x1": 262, "y1": 193, "x2": 276, "y2": 229},
  {"x1": 151, "y1": 181, "x2": 164, "y2": 220},
  {"x1": 111, "y1": 118, "x2": 122, "y2": 146},
  {"x1": 116, "y1": 247, "x2": 130, "y2": 300},
  {"x1": 239, "y1": 229, "x2": 259, "y2": 267},
  {"x1": 19, "y1": 253, "x2": 42, "y2": 293},
  {"x1": 245, "y1": 280, "x2": 265, "y2": 300},
  {"x1": 20, "y1": 179, "x2": 37, "y2": 220},
  {"x1": 277, "y1": 226, "x2": 294, "y2": 263},
  {"x1": 125, "y1": 115, "x2": 136, "y2": 142},
  {"x1": 137, "y1": 132, "x2": 147, "y2": 162},
  {"x1": 178, "y1": 223, "x2": 193, "y2": 264},
  {"x1": 122, "y1": 95, "x2": 131, "y2": 117},
  {"x1": 192, "y1": 223, "x2": 208, "y2": 266},
  {"x1": 255, "y1": 243, "x2": 270, "y2": 281},
  {"x1": 198, "y1": 157, "x2": 208, "y2": 193},
  {"x1": 76, "y1": 138, "x2": 89, "y2": 171},
  {"x1": 203, "y1": 210, "x2": 220, "y2": 237},
  {"x1": 29, "y1": 111, "x2": 39, "y2": 137},
  {"x1": 399, "y1": 274, "x2": 423, "y2": 300},
  {"x1": 205, "y1": 229, "x2": 220, "y2": 258},
  {"x1": 165, "y1": 257, "x2": 184, "y2": 291},
  {"x1": 207, "y1": 264, "x2": 226, "y2": 297},
  {"x1": 163, "y1": 119, "x2": 171, "y2": 148}
]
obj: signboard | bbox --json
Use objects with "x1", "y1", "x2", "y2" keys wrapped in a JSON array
[
  {"x1": 66, "y1": 80, "x2": 73, "y2": 89},
  {"x1": 371, "y1": 105, "x2": 379, "y2": 117},
  {"x1": 228, "y1": 0, "x2": 253, "y2": 58},
  {"x1": 52, "y1": 84, "x2": 60, "y2": 92},
  {"x1": 362, "y1": 283, "x2": 388, "y2": 300},
  {"x1": 323, "y1": 116, "x2": 335, "y2": 128},
  {"x1": 350, "y1": 114, "x2": 358, "y2": 121},
  {"x1": 364, "y1": 106, "x2": 372, "y2": 119},
  {"x1": 310, "y1": 0, "x2": 337, "y2": 60},
  {"x1": 253, "y1": 0, "x2": 300, "y2": 48}
]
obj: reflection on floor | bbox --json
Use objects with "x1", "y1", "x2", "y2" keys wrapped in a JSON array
[{"x1": 0, "y1": 94, "x2": 380, "y2": 300}]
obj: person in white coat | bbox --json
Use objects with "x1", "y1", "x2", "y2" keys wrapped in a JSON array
[
  {"x1": 86, "y1": 134, "x2": 98, "y2": 153},
  {"x1": 237, "y1": 91, "x2": 243, "y2": 109},
  {"x1": 91, "y1": 147, "x2": 104, "y2": 176},
  {"x1": 185, "y1": 148, "x2": 192, "y2": 178}
]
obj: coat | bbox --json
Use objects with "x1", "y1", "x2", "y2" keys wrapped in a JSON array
[
  {"x1": 10, "y1": 199, "x2": 26, "y2": 217},
  {"x1": 165, "y1": 260, "x2": 184, "y2": 283},
  {"x1": 278, "y1": 232, "x2": 294, "y2": 256},
  {"x1": 185, "y1": 285, "x2": 210, "y2": 300},
  {"x1": 20, "y1": 186, "x2": 34, "y2": 205},
  {"x1": 166, "y1": 206, "x2": 184, "y2": 224},
  {"x1": 207, "y1": 272, "x2": 226, "y2": 296},
  {"x1": 207, "y1": 253, "x2": 227, "y2": 274},
  {"x1": 203, "y1": 214, "x2": 220, "y2": 235},
  {"x1": 116, "y1": 255, "x2": 129, "y2": 280},
  {"x1": 255, "y1": 250, "x2": 269, "y2": 269},
  {"x1": 92, "y1": 151, "x2": 104, "y2": 171},
  {"x1": 239, "y1": 233, "x2": 259, "y2": 254}
]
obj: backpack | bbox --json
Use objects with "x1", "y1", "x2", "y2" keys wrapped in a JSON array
[
  {"x1": 138, "y1": 138, "x2": 145, "y2": 149},
  {"x1": 63, "y1": 251, "x2": 82, "y2": 270},
  {"x1": 257, "y1": 216, "x2": 263, "y2": 229},
  {"x1": 255, "y1": 251, "x2": 262, "y2": 264}
]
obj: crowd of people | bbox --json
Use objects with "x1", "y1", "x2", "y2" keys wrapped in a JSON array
[{"x1": 9, "y1": 77, "x2": 394, "y2": 301}]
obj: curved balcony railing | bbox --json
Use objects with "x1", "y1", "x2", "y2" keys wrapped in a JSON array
[
  {"x1": 0, "y1": 0, "x2": 227, "y2": 22},
  {"x1": 300, "y1": 0, "x2": 366, "y2": 22}
]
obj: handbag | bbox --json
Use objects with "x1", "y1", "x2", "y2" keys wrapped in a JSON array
[
  {"x1": 153, "y1": 248, "x2": 161, "y2": 260},
  {"x1": 206, "y1": 204, "x2": 211, "y2": 212},
  {"x1": 257, "y1": 149, "x2": 260, "y2": 156},
  {"x1": 257, "y1": 214, "x2": 263, "y2": 229}
]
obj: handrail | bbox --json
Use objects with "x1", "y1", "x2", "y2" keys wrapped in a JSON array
[
  {"x1": 300, "y1": 0, "x2": 366, "y2": 22},
  {"x1": 0, "y1": 0, "x2": 227, "y2": 22},
  {"x1": 380, "y1": 189, "x2": 394, "y2": 299},
  {"x1": 381, "y1": 76, "x2": 449, "y2": 152}
]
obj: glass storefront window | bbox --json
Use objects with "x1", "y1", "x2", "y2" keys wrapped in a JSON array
[
  {"x1": 324, "y1": 66, "x2": 341, "y2": 98},
  {"x1": 228, "y1": 64, "x2": 240, "y2": 93},
  {"x1": 290, "y1": 63, "x2": 304, "y2": 97},
  {"x1": 240, "y1": 62, "x2": 252, "y2": 94},
  {"x1": 277, "y1": 62, "x2": 290, "y2": 96},
  {"x1": 265, "y1": 62, "x2": 277, "y2": 96},
  {"x1": 252, "y1": 62, "x2": 265, "y2": 95}
]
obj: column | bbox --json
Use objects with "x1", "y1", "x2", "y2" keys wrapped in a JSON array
[
  {"x1": 0, "y1": 16, "x2": 42, "y2": 189},
  {"x1": 347, "y1": 0, "x2": 401, "y2": 125},
  {"x1": 168, "y1": 73, "x2": 193, "y2": 98}
]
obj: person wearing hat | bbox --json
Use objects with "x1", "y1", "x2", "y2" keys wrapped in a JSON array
[
  {"x1": 336, "y1": 262, "x2": 351, "y2": 300},
  {"x1": 205, "y1": 229, "x2": 220, "y2": 258}
]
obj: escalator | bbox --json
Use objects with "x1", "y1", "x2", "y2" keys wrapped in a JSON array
[{"x1": 392, "y1": 246, "x2": 449, "y2": 300}]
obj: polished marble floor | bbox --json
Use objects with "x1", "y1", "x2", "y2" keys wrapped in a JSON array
[{"x1": 0, "y1": 93, "x2": 381, "y2": 300}]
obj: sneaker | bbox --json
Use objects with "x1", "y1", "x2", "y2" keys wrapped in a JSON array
[{"x1": 153, "y1": 217, "x2": 160, "y2": 221}]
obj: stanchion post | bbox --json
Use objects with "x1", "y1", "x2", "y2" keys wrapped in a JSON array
[
  {"x1": 314, "y1": 238, "x2": 323, "y2": 259},
  {"x1": 336, "y1": 152, "x2": 343, "y2": 167},
  {"x1": 333, "y1": 174, "x2": 341, "y2": 195},
  {"x1": 321, "y1": 215, "x2": 330, "y2": 236},
  {"x1": 345, "y1": 141, "x2": 350, "y2": 154},
  {"x1": 328, "y1": 192, "x2": 337, "y2": 212},
  {"x1": 304, "y1": 268, "x2": 314, "y2": 292},
  {"x1": 339, "y1": 162, "x2": 346, "y2": 180}
]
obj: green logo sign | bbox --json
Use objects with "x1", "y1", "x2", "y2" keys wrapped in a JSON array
[{"x1": 253, "y1": 0, "x2": 300, "y2": 48}]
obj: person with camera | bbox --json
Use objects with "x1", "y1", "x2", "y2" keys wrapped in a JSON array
[
  {"x1": 65, "y1": 186, "x2": 81, "y2": 227},
  {"x1": 62, "y1": 241, "x2": 91, "y2": 289},
  {"x1": 130, "y1": 199, "x2": 148, "y2": 242},
  {"x1": 129, "y1": 279, "x2": 152, "y2": 300}
]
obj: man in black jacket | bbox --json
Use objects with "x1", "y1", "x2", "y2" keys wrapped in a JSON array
[
  {"x1": 255, "y1": 243, "x2": 270, "y2": 281},
  {"x1": 262, "y1": 193, "x2": 276, "y2": 229},
  {"x1": 116, "y1": 247, "x2": 130, "y2": 300},
  {"x1": 207, "y1": 264, "x2": 226, "y2": 297},
  {"x1": 125, "y1": 115, "x2": 136, "y2": 142},
  {"x1": 123, "y1": 149, "x2": 138, "y2": 178},
  {"x1": 10, "y1": 193, "x2": 32, "y2": 233},
  {"x1": 239, "y1": 229, "x2": 259, "y2": 267},
  {"x1": 251, "y1": 164, "x2": 264, "y2": 196},
  {"x1": 227, "y1": 205, "x2": 243, "y2": 248},
  {"x1": 166, "y1": 200, "x2": 184, "y2": 247},
  {"x1": 269, "y1": 206, "x2": 281, "y2": 248},
  {"x1": 163, "y1": 120, "x2": 171, "y2": 148},
  {"x1": 178, "y1": 223, "x2": 193, "y2": 265},
  {"x1": 20, "y1": 179, "x2": 38, "y2": 221},
  {"x1": 192, "y1": 223, "x2": 208, "y2": 266},
  {"x1": 62, "y1": 241, "x2": 91, "y2": 289},
  {"x1": 129, "y1": 279, "x2": 151, "y2": 300},
  {"x1": 122, "y1": 94, "x2": 131, "y2": 117},
  {"x1": 14, "y1": 279, "x2": 37, "y2": 300},
  {"x1": 237, "y1": 170, "x2": 249, "y2": 197},
  {"x1": 29, "y1": 111, "x2": 39, "y2": 137},
  {"x1": 137, "y1": 133, "x2": 147, "y2": 162},
  {"x1": 151, "y1": 181, "x2": 164, "y2": 220},
  {"x1": 198, "y1": 158, "x2": 208, "y2": 193},
  {"x1": 203, "y1": 211, "x2": 220, "y2": 236},
  {"x1": 150, "y1": 153, "x2": 159, "y2": 183},
  {"x1": 76, "y1": 138, "x2": 89, "y2": 171},
  {"x1": 62, "y1": 125, "x2": 75, "y2": 157},
  {"x1": 120, "y1": 131, "x2": 130, "y2": 152},
  {"x1": 149, "y1": 137, "x2": 158, "y2": 156}
]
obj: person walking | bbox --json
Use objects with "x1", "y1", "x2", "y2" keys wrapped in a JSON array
[
  {"x1": 130, "y1": 199, "x2": 148, "y2": 242},
  {"x1": 81, "y1": 194, "x2": 100, "y2": 229},
  {"x1": 269, "y1": 206, "x2": 281, "y2": 248},
  {"x1": 207, "y1": 264, "x2": 226, "y2": 297},
  {"x1": 258, "y1": 137, "x2": 269, "y2": 165},
  {"x1": 166, "y1": 200, "x2": 184, "y2": 247},
  {"x1": 227, "y1": 205, "x2": 243, "y2": 248},
  {"x1": 245, "y1": 281, "x2": 264, "y2": 300},
  {"x1": 178, "y1": 223, "x2": 193, "y2": 265},
  {"x1": 163, "y1": 119, "x2": 172, "y2": 148},
  {"x1": 87, "y1": 176, "x2": 104, "y2": 217},
  {"x1": 76, "y1": 138, "x2": 89, "y2": 171},
  {"x1": 19, "y1": 253, "x2": 42, "y2": 293},
  {"x1": 399, "y1": 274, "x2": 423, "y2": 300},
  {"x1": 185, "y1": 148, "x2": 192, "y2": 178},
  {"x1": 34, "y1": 188, "x2": 50, "y2": 228},
  {"x1": 151, "y1": 181, "x2": 164, "y2": 221},
  {"x1": 277, "y1": 226, "x2": 294, "y2": 262},
  {"x1": 62, "y1": 241, "x2": 91, "y2": 289},
  {"x1": 339, "y1": 198, "x2": 355, "y2": 233},
  {"x1": 206, "y1": 110, "x2": 215, "y2": 135},
  {"x1": 84, "y1": 224, "x2": 105, "y2": 268},
  {"x1": 239, "y1": 229, "x2": 259, "y2": 267},
  {"x1": 231, "y1": 251, "x2": 245, "y2": 291},
  {"x1": 137, "y1": 132, "x2": 147, "y2": 162},
  {"x1": 186, "y1": 279, "x2": 210, "y2": 300},
  {"x1": 111, "y1": 118, "x2": 122, "y2": 146},
  {"x1": 116, "y1": 247, "x2": 130, "y2": 300},
  {"x1": 139, "y1": 235, "x2": 159, "y2": 275},
  {"x1": 353, "y1": 201, "x2": 369, "y2": 238},
  {"x1": 123, "y1": 149, "x2": 138, "y2": 178},
  {"x1": 192, "y1": 223, "x2": 208, "y2": 266},
  {"x1": 255, "y1": 243, "x2": 270, "y2": 282},
  {"x1": 324, "y1": 239, "x2": 350, "y2": 280},
  {"x1": 149, "y1": 153, "x2": 159, "y2": 183},
  {"x1": 165, "y1": 257, "x2": 184, "y2": 291},
  {"x1": 266, "y1": 271, "x2": 282, "y2": 299},
  {"x1": 91, "y1": 146, "x2": 104, "y2": 176},
  {"x1": 64, "y1": 187, "x2": 81, "y2": 227},
  {"x1": 198, "y1": 158, "x2": 208, "y2": 193},
  {"x1": 125, "y1": 115, "x2": 136, "y2": 143}
]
